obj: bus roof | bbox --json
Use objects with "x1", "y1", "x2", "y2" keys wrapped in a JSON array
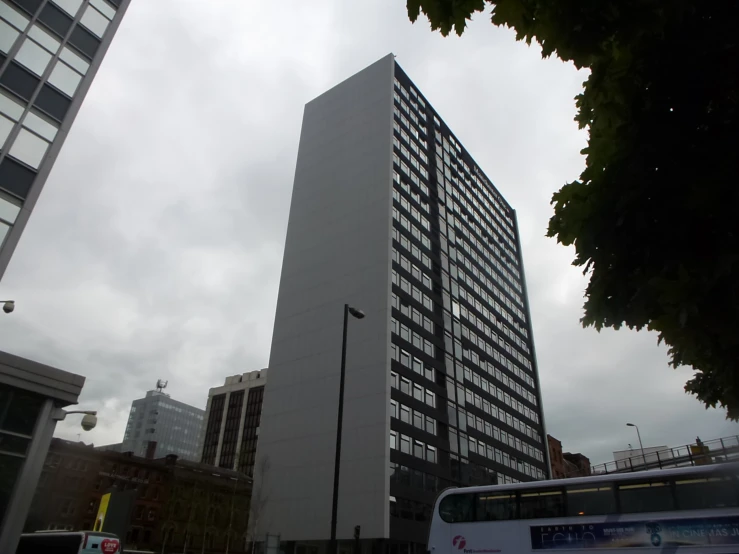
[{"x1": 436, "y1": 461, "x2": 739, "y2": 500}]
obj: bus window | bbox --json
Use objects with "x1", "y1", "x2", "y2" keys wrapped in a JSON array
[
  {"x1": 674, "y1": 476, "x2": 738, "y2": 509},
  {"x1": 566, "y1": 485, "x2": 616, "y2": 516},
  {"x1": 477, "y1": 493, "x2": 516, "y2": 521},
  {"x1": 519, "y1": 489, "x2": 565, "y2": 519},
  {"x1": 618, "y1": 480, "x2": 675, "y2": 513},
  {"x1": 439, "y1": 493, "x2": 475, "y2": 523}
]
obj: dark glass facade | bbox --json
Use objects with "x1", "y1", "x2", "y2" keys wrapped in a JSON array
[{"x1": 388, "y1": 65, "x2": 548, "y2": 548}]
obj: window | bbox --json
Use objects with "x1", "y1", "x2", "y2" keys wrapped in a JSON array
[
  {"x1": 0, "y1": 3, "x2": 30, "y2": 30},
  {"x1": 80, "y1": 5, "x2": 109, "y2": 37},
  {"x1": 566, "y1": 486, "x2": 616, "y2": 516},
  {"x1": 15, "y1": 39, "x2": 52, "y2": 76},
  {"x1": 477, "y1": 493, "x2": 516, "y2": 521},
  {"x1": 674, "y1": 476, "x2": 738, "y2": 510},
  {"x1": 9, "y1": 128, "x2": 47, "y2": 168},
  {"x1": 519, "y1": 490, "x2": 565, "y2": 519},
  {"x1": 59, "y1": 46, "x2": 89, "y2": 74},
  {"x1": 53, "y1": 0, "x2": 83, "y2": 17},
  {"x1": 23, "y1": 110, "x2": 57, "y2": 141},
  {"x1": 618, "y1": 480, "x2": 675, "y2": 513},
  {"x1": 400, "y1": 435, "x2": 410, "y2": 454},
  {"x1": 0, "y1": 19, "x2": 20, "y2": 54},
  {"x1": 439, "y1": 493, "x2": 475, "y2": 523},
  {"x1": 48, "y1": 61, "x2": 81, "y2": 96},
  {"x1": 426, "y1": 445, "x2": 436, "y2": 463}
]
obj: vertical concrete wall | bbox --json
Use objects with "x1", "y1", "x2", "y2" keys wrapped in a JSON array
[{"x1": 254, "y1": 54, "x2": 395, "y2": 542}]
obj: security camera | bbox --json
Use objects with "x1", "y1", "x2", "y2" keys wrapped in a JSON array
[
  {"x1": 3, "y1": 301, "x2": 14, "y2": 314},
  {"x1": 81, "y1": 413, "x2": 98, "y2": 431}
]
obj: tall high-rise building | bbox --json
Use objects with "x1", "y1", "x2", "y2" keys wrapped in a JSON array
[
  {"x1": 254, "y1": 54, "x2": 550, "y2": 551},
  {"x1": 121, "y1": 386, "x2": 205, "y2": 462},
  {"x1": 0, "y1": 0, "x2": 130, "y2": 281},
  {"x1": 200, "y1": 369, "x2": 267, "y2": 477}
]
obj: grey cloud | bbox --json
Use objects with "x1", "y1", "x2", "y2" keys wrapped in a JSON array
[{"x1": 0, "y1": 0, "x2": 734, "y2": 464}]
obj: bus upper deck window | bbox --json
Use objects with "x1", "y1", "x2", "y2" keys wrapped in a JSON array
[
  {"x1": 566, "y1": 486, "x2": 616, "y2": 516},
  {"x1": 519, "y1": 489, "x2": 565, "y2": 519},
  {"x1": 619, "y1": 481, "x2": 675, "y2": 513},
  {"x1": 476, "y1": 493, "x2": 516, "y2": 521},
  {"x1": 439, "y1": 493, "x2": 475, "y2": 523},
  {"x1": 674, "y1": 476, "x2": 738, "y2": 510}
]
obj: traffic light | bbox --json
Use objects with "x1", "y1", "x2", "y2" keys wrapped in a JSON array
[{"x1": 354, "y1": 525, "x2": 361, "y2": 540}]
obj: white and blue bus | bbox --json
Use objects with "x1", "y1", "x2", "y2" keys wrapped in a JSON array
[{"x1": 428, "y1": 462, "x2": 739, "y2": 553}]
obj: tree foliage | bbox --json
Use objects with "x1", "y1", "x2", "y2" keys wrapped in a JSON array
[{"x1": 407, "y1": 0, "x2": 739, "y2": 419}]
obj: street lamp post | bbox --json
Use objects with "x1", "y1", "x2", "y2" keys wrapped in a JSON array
[
  {"x1": 329, "y1": 304, "x2": 365, "y2": 554},
  {"x1": 626, "y1": 423, "x2": 647, "y2": 468},
  {"x1": 1, "y1": 300, "x2": 15, "y2": 313}
]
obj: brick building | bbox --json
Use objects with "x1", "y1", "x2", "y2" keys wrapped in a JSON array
[
  {"x1": 25, "y1": 438, "x2": 253, "y2": 553},
  {"x1": 547, "y1": 435, "x2": 591, "y2": 479}
]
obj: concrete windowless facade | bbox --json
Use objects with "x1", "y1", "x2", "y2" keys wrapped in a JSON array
[
  {"x1": 256, "y1": 54, "x2": 395, "y2": 544},
  {"x1": 255, "y1": 54, "x2": 550, "y2": 552}
]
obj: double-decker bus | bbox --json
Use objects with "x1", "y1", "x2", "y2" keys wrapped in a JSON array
[{"x1": 428, "y1": 462, "x2": 738, "y2": 553}]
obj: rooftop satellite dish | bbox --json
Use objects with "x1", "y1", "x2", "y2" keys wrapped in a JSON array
[{"x1": 156, "y1": 379, "x2": 168, "y2": 393}]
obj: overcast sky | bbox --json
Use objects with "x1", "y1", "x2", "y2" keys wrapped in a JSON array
[{"x1": 0, "y1": 0, "x2": 735, "y2": 467}]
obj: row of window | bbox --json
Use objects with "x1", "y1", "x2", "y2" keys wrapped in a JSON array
[
  {"x1": 395, "y1": 80, "x2": 427, "y2": 122},
  {"x1": 391, "y1": 370, "x2": 436, "y2": 409},
  {"x1": 463, "y1": 319, "x2": 533, "y2": 388},
  {"x1": 396, "y1": 136, "x2": 430, "y2": 184},
  {"x1": 440, "y1": 182, "x2": 519, "y2": 288},
  {"x1": 392, "y1": 270, "x2": 434, "y2": 313},
  {"x1": 394, "y1": 186, "x2": 430, "y2": 231},
  {"x1": 393, "y1": 203, "x2": 431, "y2": 251},
  {"x1": 457, "y1": 259, "x2": 527, "y2": 339},
  {"x1": 5, "y1": 0, "x2": 102, "y2": 60},
  {"x1": 391, "y1": 292, "x2": 434, "y2": 334},
  {"x1": 393, "y1": 110, "x2": 428, "y2": 180},
  {"x1": 436, "y1": 132, "x2": 516, "y2": 249},
  {"x1": 460, "y1": 331, "x2": 536, "y2": 391},
  {"x1": 463, "y1": 344, "x2": 534, "y2": 399},
  {"x1": 440, "y1": 473, "x2": 739, "y2": 523},
  {"x1": 390, "y1": 461, "x2": 452, "y2": 494},
  {"x1": 394, "y1": 77, "x2": 426, "y2": 110},
  {"x1": 461, "y1": 288, "x2": 533, "y2": 376},
  {"x1": 393, "y1": 248, "x2": 432, "y2": 292},
  {"x1": 393, "y1": 227, "x2": 432, "y2": 274},
  {"x1": 393, "y1": 169, "x2": 430, "y2": 210},
  {"x1": 449, "y1": 403, "x2": 544, "y2": 465},
  {"x1": 464, "y1": 362, "x2": 537, "y2": 411},
  {"x1": 459, "y1": 288, "x2": 530, "y2": 367},
  {"x1": 390, "y1": 430, "x2": 437, "y2": 463},
  {"x1": 395, "y1": 122, "x2": 429, "y2": 166},
  {"x1": 395, "y1": 93, "x2": 426, "y2": 135},
  {"x1": 449, "y1": 206, "x2": 522, "y2": 294},
  {"x1": 460, "y1": 382, "x2": 542, "y2": 443},
  {"x1": 391, "y1": 342, "x2": 435, "y2": 384},
  {"x1": 439, "y1": 150, "x2": 519, "y2": 263},
  {"x1": 391, "y1": 400, "x2": 436, "y2": 436},
  {"x1": 394, "y1": 141, "x2": 430, "y2": 197},
  {"x1": 449, "y1": 427, "x2": 544, "y2": 480}
]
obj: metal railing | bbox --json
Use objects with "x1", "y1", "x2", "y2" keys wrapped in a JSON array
[{"x1": 564, "y1": 435, "x2": 739, "y2": 478}]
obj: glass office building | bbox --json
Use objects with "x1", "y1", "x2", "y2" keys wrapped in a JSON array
[
  {"x1": 255, "y1": 55, "x2": 550, "y2": 552},
  {"x1": 121, "y1": 389, "x2": 205, "y2": 462},
  {"x1": 0, "y1": 0, "x2": 130, "y2": 281}
]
